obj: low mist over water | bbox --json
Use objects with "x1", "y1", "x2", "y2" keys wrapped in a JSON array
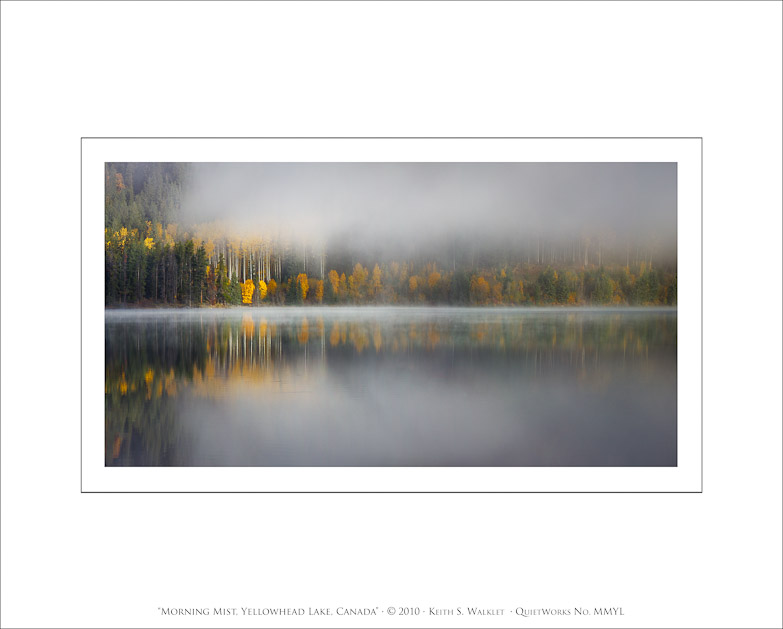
[{"x1": 105, "y1": 307, "x2": 676, "y2": 466}]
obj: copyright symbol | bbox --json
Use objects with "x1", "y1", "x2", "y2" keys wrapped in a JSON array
[{"x1": 387, "y1": 607, "x2": 396, "y2": 615}]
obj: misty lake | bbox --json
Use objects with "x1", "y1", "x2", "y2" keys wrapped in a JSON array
[{"x1": 105, "y1": 307, "x2": 676, "y2": 467}]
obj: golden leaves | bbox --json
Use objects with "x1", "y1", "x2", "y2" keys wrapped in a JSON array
[
  {"x1": 296, "y1": 273, "x2": 309, "y2": 300},
  {"x1": 241, "y1": 279, "x2": 255, "y2": 304}
]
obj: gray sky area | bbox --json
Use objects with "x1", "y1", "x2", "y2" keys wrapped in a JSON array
[{"x1": 183, "y1": 162, "x2": 676, "y2": 255}]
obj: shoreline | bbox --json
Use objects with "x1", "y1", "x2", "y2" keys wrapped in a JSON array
[{"x1": 104, "y1": 304, "x2": 678, "y2": 313}]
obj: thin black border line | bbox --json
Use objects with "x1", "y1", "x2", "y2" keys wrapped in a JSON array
[{"x1": 82, "y1": 136, "x2": 703, "y2": 494}]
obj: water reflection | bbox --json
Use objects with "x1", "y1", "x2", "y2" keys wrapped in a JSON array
[{"x1": 105, "y1": 307, "x2": 676, "y2": 467}]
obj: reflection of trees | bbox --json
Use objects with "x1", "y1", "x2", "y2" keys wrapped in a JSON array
[
  {"x1": 105, "y1": 387, "x2": 186, "y2": 466},
  {"x1": 106, "y1": 313, "x2": 675, "y2": 398},
  {"x1": 105, "y1": 312, "x2": 676, "y2": 464}
]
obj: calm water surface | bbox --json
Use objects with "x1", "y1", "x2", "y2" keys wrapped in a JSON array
[{"x1": 105, "y1": 307, "x2": 676, "y2": 466}]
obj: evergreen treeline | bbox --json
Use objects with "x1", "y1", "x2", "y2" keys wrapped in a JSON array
[{"x1": 105, "y1": 163, "x2": 676, "y2": 307}]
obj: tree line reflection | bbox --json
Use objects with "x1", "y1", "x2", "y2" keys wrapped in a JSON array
[
  {"x1": 107, "y1": 312, "x2": 675, "y2": 397},
  {"x1": 105, "y1": 311, "x2": 675, "y2": 465}
]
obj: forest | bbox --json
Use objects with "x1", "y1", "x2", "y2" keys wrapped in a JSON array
[{"x1": 105, "y1": 163, "x2": 677, "y2": 307}]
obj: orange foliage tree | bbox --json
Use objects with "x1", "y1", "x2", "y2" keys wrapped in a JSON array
[
  {"x1": 348, "y1": 263, "x2": 368, "y2": 301},
  {"x1": 369, "y1": 264, "x2": 383, "y2": 299},
  {"x1": 328, "y1": 270, "x2": 340, "y2": 300},
  {"x1": 470, "y1": 276, "x2": 491, "y2": 304},
  {"x1": 296, "y1": 273, "x2": 309, "y2": 301},
  {"x1": 241, "y1": 279, "x2": 255, "y2": 304}
]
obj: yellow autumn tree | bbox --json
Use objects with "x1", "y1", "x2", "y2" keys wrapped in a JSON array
[
  {"x1": 258, "y1": 279, "x2": 268, "y2": 301},
  {"x1": 241, "y1": 278, "x2": 255, "y2": 304},
  {"x1": 268, "y1": 278, "x2": 277, "y2": 297},
  {"x1": 314, "y1": 279, "x2": 324, "y2": 303},
  {"x1": 339, "y1": 273, "x2": 348, "y2": 299},
  {"x1": 328, "y1": 269, "x2": 340, "y2": 299},
  {"x1": 369, "y1": 264, "x2": 382, "y2": 299},
  {"x1": 296, "y1": 273, "x2": 309, "y2": 301},
  {"x1": 470, "y1": 276, "x2": 490, "y2": 304},
  {"x1": 143, "y1": 237, "x2": 155, "y2": 250},
  {"x1": 348, "y1": 264, "x2": 367, "y2": 301},
  {"x1": 490, "y1": 279, "x2": 503, "y2": 303}
]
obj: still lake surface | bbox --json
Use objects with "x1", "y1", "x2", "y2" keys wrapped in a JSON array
[{"x1": 105, "y1": 307, "x2": 676, "y2": 467}]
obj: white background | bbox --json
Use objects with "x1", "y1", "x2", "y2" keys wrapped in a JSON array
[{"x1": 2, "y1": 1, "x2": 781, "y2": 628}]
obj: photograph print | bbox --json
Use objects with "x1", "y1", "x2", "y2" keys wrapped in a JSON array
[{"x1": 104, "y1": 161, "x2": 677, "y2": 467}]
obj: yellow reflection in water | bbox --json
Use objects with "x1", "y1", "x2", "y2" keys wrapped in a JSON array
[
  {"x1": 106, "y1": 314, "x2": 666, "y2": 402},
  {"x1": 297, "y1": 318, "x2": 309, "y2": 345},
  {"x1": 329, "y1": 322, "x2": 341, "y2": 347}
]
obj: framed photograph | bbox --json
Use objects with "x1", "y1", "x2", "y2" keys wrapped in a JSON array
[{"x1": 82, "y1": 137, "x2": 701, "y2": 492}]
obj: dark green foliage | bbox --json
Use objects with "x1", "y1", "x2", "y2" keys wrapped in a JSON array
[
  {"x1": 536, "y1": 267, "x2": 557, "y2": 303},
  {"x1": 593, "y1": 269, "x2": 614, "y2": 304},
  {"x1": 192, "y1": 245, "x2": 208, "y2": 305},
  {"x1": 105, "y1": 163, "x2": 183, "y2": 232},
  {"x1": 631, "y1": 269, "x2": 660, "y2": 305},
  {"x1": 664, "y1": 273, "x2": 677, "y2": 305},
  {"x1": 227, "y1": 276, "x2": 242, "y2": 305},
  {"x1": 554, "y1": 273, "x2": 569, "y2": 303},
  {"x1": 449, "y1": 270, "x2": 471, "y2": 304}
]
